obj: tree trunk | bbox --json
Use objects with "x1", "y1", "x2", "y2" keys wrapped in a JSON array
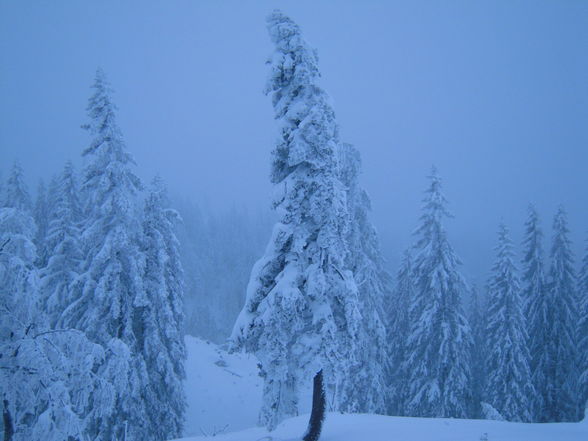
[
  {"x1": 3, "y1": 399, "x2": 14, "y2": 441},
  {"x1": 302, "y1": 370, "x2": 326, "y2": 441}
]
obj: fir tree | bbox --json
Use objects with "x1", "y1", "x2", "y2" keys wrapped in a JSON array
[
  {"x1": 336, "y1": 142, "x2": 390, "y2": 414},
  {"x1": 404, "y1": 167, "x2": 472, "y2": 418},
  {"x1": 39, "y1": 162, "x2": 83, "y2": 326},
  {"x1": 138, "y1": 177, "x2": 187, "y2": 439},
  {"x1": 4, "y1": 162, "x2": 31, "y2": 211},
  {"x1": 387, "y1": 248, "x2": 414, "y2": 415},
  {"x1": 231, "y1": 11, "x2": 361, "y2": 432},
  {"x1": 543, "y1": 207, "x2": 579, "y2": 421},
  {"x1": 60, "y1": 69, "x2": 146, "y2": 441},
  {"x1": 484, "y1": 224, "x2": 534, "y2": 422},
  {"x1": 521, "y1": 204, "x2": 547, "y2": 420}
]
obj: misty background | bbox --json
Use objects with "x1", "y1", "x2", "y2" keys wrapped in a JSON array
[{"x1": 2, "y1": 0, "x2": 587, "y2": 288}]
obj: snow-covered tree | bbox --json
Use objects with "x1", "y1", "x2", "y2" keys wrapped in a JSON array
[
  {"x1": 521, "y1": 204, "x2": 547, "y2": 420},
  {"x1": 542, "y1": 207, "x2": 579, "y2": 421},
  {"x1": 39, "y1": 162, "x2": 83, "y2": 327},
  {"x1": 404, "y1": 167, "x2": 472, "y2": 418},
  {"x1": 138, "y1": 177, "x2": 186, "y2": 439},
  {"x1": 578, "y1": 235, "x2": 588, "y2": 411},
  {"x1": 0, "y1": 166, "x2": 109, "y2": 441},
  {"x1": 33, "y1": 180, "x2": 50, "y2": 267},
  {"x1": 468, "y1": 284, "x2": 487, "y2": 419},
  {"x1": 60, "y1": 68, "x2": 146, "y2": 441},
  {"x1": 335, "y1": 142, "x2": 390, "y2": 414},
  {"x1": 387, "y1": 248, "x2": 414, "y2": 415},
  {"x1": 231, "y1": 11, "x2": 361, "y2": 434},
  {"x1": 484, "y1": 224, "x2": 534, "y2": 422},
  {"x1": 4, "y1": 163, "x2": 31, "y2": 212}
]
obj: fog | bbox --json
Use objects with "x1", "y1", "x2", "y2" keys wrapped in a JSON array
[{"x1": 1, "y1": 0, "x2": 587, "y2": 281}]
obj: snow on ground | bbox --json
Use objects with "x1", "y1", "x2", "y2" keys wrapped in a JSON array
[
  {"x1": 176, "y1": 412, "x2": 588, "y2": 441},
  {"x1": 181, "y1": 336, "x2": 588, "y2": 440},
  {"x1": 183, "y1": 336, "x2": 263, "y2": 437}
]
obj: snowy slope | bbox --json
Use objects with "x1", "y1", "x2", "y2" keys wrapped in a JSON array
[
  {"x1": 181, "y1": 336, "x2": 588, "y2": 441},
  {"x1": 183, "y1": 336, "x2": 263, "y2": 437},
  {"x1": 176, "y1": 412, "x2": 588, "y2": 441}
]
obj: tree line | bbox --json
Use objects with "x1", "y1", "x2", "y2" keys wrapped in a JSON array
[{"x1": 1, "y1": 70, "x2": 185, "y2": 441}]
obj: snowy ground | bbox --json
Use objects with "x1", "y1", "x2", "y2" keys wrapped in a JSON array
[
  {"x1": 183, "y1": 336, "x2": 263, "y2": 437},
  {"x1": 181, "y1": 336, "x2": 588, "y2": 441},
  {"x1": 177, "y1": 412, "x2": 588, "y2": 441}
]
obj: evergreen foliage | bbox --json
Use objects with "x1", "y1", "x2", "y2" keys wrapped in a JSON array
[
  {"x1": 336, "y1": 143, "x2": 390, "y2": 414},
  {"x1": 404, "y1": 167, "x2": 472, "y2": 418},
  {"x1": 231, "y1": 11, "x2": 361, "y2": 430},
  {"x1": 521, "y1": 205, "x2": 547, "y2": 420},
  {"x1": 387, "y1": 248, "x2": 414, "y2": 415},
  {"x1": 139, "y1": 177, "x2": 187, "y2": 439},
  {"x1": 543, "y1": 207, "x2": 579, "y2": 421},
  {"x1": 484, "y1": 224, "x2": 534, "y2": 422}
]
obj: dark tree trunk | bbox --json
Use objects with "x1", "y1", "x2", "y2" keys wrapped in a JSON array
[
  {"x1": 3, "y1": 399, "x2": 14, "y2": 441},
  {"x1": 302, "y1": 369, "x2": 326, "y2": 441}
]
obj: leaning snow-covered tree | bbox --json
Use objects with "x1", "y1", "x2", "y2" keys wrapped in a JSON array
[
  {"x1": 336, "y1": 142, "x2": 390, "y2": 415},
  {"x1": 404, "y1": 167, "x2": 473, "y2": 418},
  {"x1": 484, "y1": 223, "x2": 534, "y2": 422},
  {"x1": 59, "y1": 69, "x2": 147, "y2": 441},
  {"x1": 230, "y1": 11, "x2": 361, "y2": 439}
]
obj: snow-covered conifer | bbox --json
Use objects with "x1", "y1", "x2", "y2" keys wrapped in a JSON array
[
  {"x1": 387, "y1": 248, "x2": 414, "y2": 415},
  {"x1": 138, "y1": 177, "x2": 187, "y2": 439},
  {"x1": 336, "y1": 142, "x2": 390, "y2": 414},
  {"x1": 60, "y1": 69, "x2": 146, "y2": 441},
  {"x1": 231, "y1": 11, "x2": 361, "y2": 431},
  {"x1": 542, "y1": 207, "x2": 579, "y2": 421},
  {"x1": 33, "y1": 180, "x2": 50, "y2": 267},
  {"x1": 404, "y1": 167, "x2": 472, "y2": 418},
  {"x1": 468, "y1": 284, "x2": 487, "y2": 419},
  {"x1": 520, "y1": 204, "x2": 547, "y2": 420},
  {"x1": 39, "y1": 162, "x2": 83, "y2": 326},
  {"x1": 4, "y1": 163, "x2": 31, "y2": 211},
  {"x1": 484, "y1": 224, "x2": 534, "y2": 422},
  {"x1": 0, "y1": 167, "x2": 109, "y2": 441}
]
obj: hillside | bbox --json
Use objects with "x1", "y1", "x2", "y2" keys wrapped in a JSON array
[{"x1": 181, "y1": 337, "x2": 588, "y2": 441}]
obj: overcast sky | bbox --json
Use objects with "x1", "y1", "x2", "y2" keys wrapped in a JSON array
[{"x1": 1, "y1": 0, "x2": 587, "y2": 282}]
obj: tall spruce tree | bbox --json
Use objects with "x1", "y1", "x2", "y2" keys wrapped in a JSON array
[
  {"x1": 578, "y1": 236, "x2": 588, "y2": 412},
  {"x1": 404, "y1": 167, "x2": 472, "y2": 418},
  {"x1": 60, "y1": 69, "x2": 146, "y2": 441},
  {"x1": 139, "y1": 177, "x2": 187, "y2": 439},
  {"x1": 231, "y1": 11, "x2": 361, "y2": 434},
  {"x1": 40, "y1": 162, "x2": 83, "y2": 327},
  {"x1": 336, "y1": 143, "x2": 389, "y2": 414},
  {"x1": 543, "y1": 207, "x2": 579, "y2": 421},
  {"x1": 484, "y1": 224, "x2": 534, "y2": 422},
  {"x1": 521, "y1": 204, "x2": 547, "y2": 421},
  {"x1": 387, "y1": 248, "x2": 414, "y2": 415}
]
